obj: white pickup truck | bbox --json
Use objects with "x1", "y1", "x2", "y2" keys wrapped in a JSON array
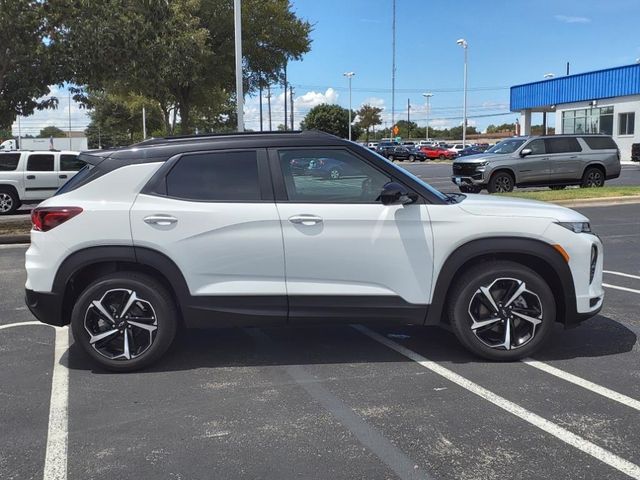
[{"x1": 0, "y1": 150, "x2": 83, "y2": 214}]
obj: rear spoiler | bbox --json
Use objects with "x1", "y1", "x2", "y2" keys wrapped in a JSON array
[{"x1": 78, "y1": 150, "x2": 112, "y2": 166}]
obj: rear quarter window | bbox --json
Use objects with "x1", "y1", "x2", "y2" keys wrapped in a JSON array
[
  {"x1": 582, "y1": 136, "x2": 618, "y2": 150},
  {"x1": 0, "y1": 153, "x2": 20, "y2": 171}
]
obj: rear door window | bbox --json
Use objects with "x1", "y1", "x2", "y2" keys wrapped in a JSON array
[
  {"x1": 166, "y1": 150, "x2": 261, "y2": 202},
  {"x1": 545, "y1": 137, "x2": 582, "y2": 154},
  {"x1": 0, "y1": 153, "x2": 20, "y2": 171},
  {"x1": 27, "y1": 154, "x2": 55, "y2": 171}
]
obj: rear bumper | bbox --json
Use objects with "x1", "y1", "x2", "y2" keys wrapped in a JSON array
[{"x1": 25, "y1": 289, "x2": 66, "y2": 327}]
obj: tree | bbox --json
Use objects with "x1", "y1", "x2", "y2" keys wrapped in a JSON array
[
  {"x1": 60, "y1": 0, "x2": 312, "y2": 134},
  {"x1": 300, "y1": 104, "x2": 362, "y2": 139},
  {"x1": 38, "y1": 126, "x2": 66, "y2": 138},
  {"x1": 0, "y1": 1, "x2": 62, "y2": 129},
  {"x1": 356, "y1": 104, "x2": 382, "y2": 142}
]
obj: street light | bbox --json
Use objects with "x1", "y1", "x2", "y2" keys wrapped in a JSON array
[
  {"x1": 234, "y1": 0, "x2": 244, "y2": 131},
  {"x1": 456, "y1": 38, "x2": 468, "y2": 147},
  {"x1": 543, "y1": 73, "x2": 555, "y2": 79},
  {"x1": 422, "y1": 92, "x2": 433, "y2": 141},
  {"x1": 343, "y1": 71, "x2": 356, "y2": 141}
]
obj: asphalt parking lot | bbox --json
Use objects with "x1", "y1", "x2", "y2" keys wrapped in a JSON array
[{"x1": 1, "y1": 203, "x2": 639, "y2": 480}]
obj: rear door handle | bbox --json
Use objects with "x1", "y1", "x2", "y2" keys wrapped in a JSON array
[
  {"x1": 59, "y1": 174, "x2": 68, "y2": 179},
  {"x1": 26, "y1": 175, "x2": 36, "y2": 180},
  {"x1": 569, "y1": 156, "x2": 578, "y2": 159},
  {"x1": 144, "y1": 215, "x2": 178, "y2": 226},
  {"x1": 289, "y1": 215, "x2": 323, "y2": 225}
]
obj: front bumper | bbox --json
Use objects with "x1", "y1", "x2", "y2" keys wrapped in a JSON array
[
  {"x1": 451, "y1": 174, "x2": 484, "y2": 186},
  {"x1": 25, "y1": 289, "x2": 66, "y2": 327}
]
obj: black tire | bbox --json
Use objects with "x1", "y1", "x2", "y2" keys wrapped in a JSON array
[
  {"x1": 581, "y1": 167, "x2": 605, "y2": 188},
  {"x1": 549, "y1": 185, "x2": 566, "y2": 190},
  {"x1": 439, "y1": 154, "x2": 446, "y2": 160},
  {"x1": 0, "y1": 188, "x2": 20, "y2": 215},
  {"x1": 447, "y1": 261, "x2": 555, "y2": 361},
  {"x1": 488, "y1": 171, "x2": 514, "y2": 193},
  {"x1": 388, "y1": 155, "x2": 394, "y2": 162},
  {"x1": 329, "y1": 168, "x2": 341, "y2": 179},
  {"x1": 70, "y1": 272, "x2": 178, "y2": 372},
  {"x1": 408, "y1": 155, "x2": 415, "y2": 162},
  {"x1": 459, "y1": 185, "x2": 482, "y2": 194}
]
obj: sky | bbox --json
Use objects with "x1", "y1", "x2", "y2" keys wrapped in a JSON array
[{"x1": 12, "y1": 0, "x2": 640, "y2": 137}]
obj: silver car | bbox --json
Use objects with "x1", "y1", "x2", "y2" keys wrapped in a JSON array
[{"x1": 451, "y1": 135, "x2": 621, "y2": 193}]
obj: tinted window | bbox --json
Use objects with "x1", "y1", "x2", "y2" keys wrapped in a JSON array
[
  {"x1": 582, "y1": 136, "x2": 617, "y2": 150},
  {"x1": 545, "y1": 137, "x2": 582, "y2": 154},
  {"x1": 166, "y1": 151, "x2": 260, "y2": 201},
  {"x1": 27, "y1": 154, "x2": 54, "y2": 171},
  {"x1": 60, "y1": 154, "x2": 85, "y2": 171},
  {"x1": 525, "y1": 139, "x2": 546, "y2": 155},
  {"x1": 0, "y1": 153, "x2": 20, "y2": 171},
  {"x1": 279, "y1": 149, "x2": 391, "y2": 203}
]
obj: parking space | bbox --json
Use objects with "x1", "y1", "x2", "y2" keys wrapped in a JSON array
[{"x1": 1, "y1": 203, "x2": 639, "y2": 480}]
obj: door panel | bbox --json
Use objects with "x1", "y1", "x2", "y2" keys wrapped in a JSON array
[
  {"x1": 515, "y1": 139, "x2": 549, "y2": 184},
  {"x1": 546, "y1": 137, "x2": 583, "y2": 181},
  {"x1": 23, "y1": 153, "x2": 58, "y2": 200}
]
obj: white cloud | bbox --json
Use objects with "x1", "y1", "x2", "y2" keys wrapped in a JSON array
[
  {"x1": 11, "y1": 85, "x2": 90, "y2": 137},
  {"x1": 362, "y1": 97, "x2": 385, "y2": 109},
  {"x1": 554, "y1": 14, "x2": 591, "y2": 23}
]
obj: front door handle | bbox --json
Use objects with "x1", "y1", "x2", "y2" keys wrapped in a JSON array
[
  {"x1": 144, "y1": 215, "x2": 178, "y2": 226},
  {"x1": 289, "y1": 215, "x2": 323, "y2": 226},
  {"x1": 26, "y1": 175, "x2": 36, "y2": 180}
]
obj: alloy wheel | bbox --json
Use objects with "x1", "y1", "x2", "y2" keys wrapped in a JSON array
[
  {"x1": 494, "y1": 175, "x2": 512, "y2": 192},
  {"x1": 0, "y1": 193, "x2": 13, "y2": 213},
  {"x1": 329, "y1": 168, "x2": 341, "y2": 179},
  {"x1": 467, "y1": 277, "x2": 543, "y2": 350},
  {"x1": 84, "y1": 289, "x2": 158, "y2": 360},
  {"x1": 584, "y1": 170, "x2": 604, "y2": 187}
]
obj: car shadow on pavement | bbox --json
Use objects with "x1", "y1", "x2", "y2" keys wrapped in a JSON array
[{"x1": 65, "y1": 314, "x2": 636, "y2": 374}]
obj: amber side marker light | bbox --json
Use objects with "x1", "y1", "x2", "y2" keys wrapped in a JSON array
[{"x1": 553, "y1": 244, "x2": 570, "y2": 263}]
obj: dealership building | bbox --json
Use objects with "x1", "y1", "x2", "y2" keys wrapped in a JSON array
[{"x1": 511, "y1": 63, "x2": 639, "y2": 159}]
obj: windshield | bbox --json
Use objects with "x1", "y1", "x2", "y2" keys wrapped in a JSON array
[{"x1": 485, "y1": 138, "x2": 526, "y2": 154}]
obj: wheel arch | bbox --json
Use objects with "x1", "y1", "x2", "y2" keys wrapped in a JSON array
[
  {"x1": 54, "y1": 246, "x2": 190, "y2": 326},
  {"x1": 582, "y1": 162, "x2": 606, "y2": 178},
  {"x1": 489, "y1": 167, "x2": 516, "y2": 183},
  {"x1": 425, "y1": 237, "x2": 576, "y2": 327}
]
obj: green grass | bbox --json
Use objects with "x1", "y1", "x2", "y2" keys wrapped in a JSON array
[
  {"x1": 0, "y1": 219, "x2": 31, "y2": 236},
  {"x1": 497, "y1": 186, "x2": 640, "y2": 202}
]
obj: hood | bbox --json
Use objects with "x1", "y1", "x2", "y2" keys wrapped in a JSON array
[
  {"x1": 453, "y1": 153, "x2": 508, "y2": 164},
  {"x1": 458, "y1": 194, "x2": 589, "y2": 223}
]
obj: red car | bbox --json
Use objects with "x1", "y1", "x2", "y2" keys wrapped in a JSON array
[{"x1": 418, "y1": 145, "x2": 457, "y2": 160}]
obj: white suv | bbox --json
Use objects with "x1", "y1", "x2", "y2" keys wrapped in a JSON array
[
  {"x1": 0, "y1": 150, "x2": 83, "y2": 214},
  {"x1": 25, "y1": 132, "x2": 604, "y2": 371}
]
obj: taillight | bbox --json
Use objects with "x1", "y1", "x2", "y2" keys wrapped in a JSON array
[{"x1": 31, "y1": 207, "x2": 83, "y2": 232}]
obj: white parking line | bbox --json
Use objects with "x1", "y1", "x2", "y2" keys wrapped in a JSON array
[
  {"x1": 0, "y1": 243, "x2": 29, "y2": 249},
  {"x1": 0, "y1": 320, "x2": 47, "y2": 330},
  {"x1": 43, "y1": 327, "x2": 69, "y2": 480},
  {"x1": 604, "y1": 283, "x2": 640, "y2": 294},
  {"x1": 353, "y1": 325, "x2": 640, "y2": 480},
  {"x1": 522, "y1": 358, "x2": 640, "y2": 412},
  {"x1": 604, "y1": 271, "x2": 640, "y2": 281}
]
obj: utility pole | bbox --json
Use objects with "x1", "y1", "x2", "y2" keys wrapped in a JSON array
[
  {"x1": 17, "y1": 114, "x2": 21, "y2": 149},
  {"x1": 283, "y1": 62, "x2": 288, "y2": 130},
  {"x1": 407, "y1": 98, "x2": 411, "y2": 139},
  {"x1": 456, "y1": 38, "x2": 468, "y2": 147},
  {"x1": 68, "y1": 93, "x2": 72, "y2": 149},
  {"x1": 422, "y1": 92, "x2": 433, "y2": 141},
  {"x1": 234, "y1": 0, "x2": 244, "y2": 131},
  {"x1": 267, "y1": 85, "x2": 272, "y2": 131},
  {"x1": 391, "y1": 0, "x2": 396, "y2": 128},
  {"x1": 289, "y1": 85, "x2": 294, "y2": 130}
]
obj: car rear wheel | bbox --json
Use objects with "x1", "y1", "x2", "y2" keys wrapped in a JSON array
[
  {"x1": 329, "y1": 168, "x2": 341, "y2": 179},
  {"x1": 71, "y1": 272, "x2": 178, "y2": 372},
  {"x1": 488, "y1": 172, "x2": 514, "y2": 193},
  {"x1": 439, "y1": 154, "x2": 446, "y2": 160},
  {"x1": 581, "y1": 167, "x2": 605, "y2": 188},
  {"x1": 0, "y1": 189, "x2": 20, "y2": 215},
  {"x1": 447, "y1": 261, "x2": 555, "y2": 360}
]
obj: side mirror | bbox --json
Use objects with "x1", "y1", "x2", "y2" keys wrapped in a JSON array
[
  {"x1": 377, "y1": 182, "x2": 416, "y2": 205},
  {"x1": 520, "y1": 148, "x2": 532, "y2": 157}
]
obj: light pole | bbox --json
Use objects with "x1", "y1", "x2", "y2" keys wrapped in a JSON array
[
  {"x1": 422, "y1": 92, "x2": 433, "y2": 141},
  {"x1": 542, "y1": 74, "x2": 554, "y2": 135},
  {"x1": 456, "y1": 38, "x2": 468, "y2": 147},
  {"x1": 543, "y1": 73, "x2": 555, "y2": 79},
  {"x1": 234, "y1": 0, "x2": 244, "y2": 132},
  {"x1": 343, "y1": 71, "x2": 355, "y2": 140}
]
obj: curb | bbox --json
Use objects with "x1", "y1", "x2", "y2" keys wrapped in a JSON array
[
  {"x1": 553, "y1": 195, "x2": 640, "y2": 208},
  {"x1": 0, "y1": 234, "x2": 30, "y2": 245}
]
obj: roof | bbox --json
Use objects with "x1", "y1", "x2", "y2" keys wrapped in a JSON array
[
  {"x1": 79, "y1": 130, "x2": 347, "y2": 165},
  {"x1": 510, "y1": 63, "x2": 640, "y2": 111}
]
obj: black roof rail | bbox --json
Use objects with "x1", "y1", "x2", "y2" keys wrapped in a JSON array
[{"x1": 133, "y1": 129, "x2": 335, "y2": 147}]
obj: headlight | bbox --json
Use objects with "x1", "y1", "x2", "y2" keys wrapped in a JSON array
[
  {"x1": 476, "y1": 161, "x2": 489, "y2": 172},
  {"x1": 557, "y1": 221, "x2": 592, "y2": 233}
]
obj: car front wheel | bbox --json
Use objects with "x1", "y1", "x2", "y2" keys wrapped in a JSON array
[
  {"x1": 447, "y1": 261, "x2": 555, "y2": 360},
  {"x1": 71, "y1": 272, "x2": 178, "y2": 372},
  {"x1": 408, "y1": 155, "x2": 415, "y2": 162},
  {"x1": 488, "y1": 172, "x2": 514, "y2": 193}
]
